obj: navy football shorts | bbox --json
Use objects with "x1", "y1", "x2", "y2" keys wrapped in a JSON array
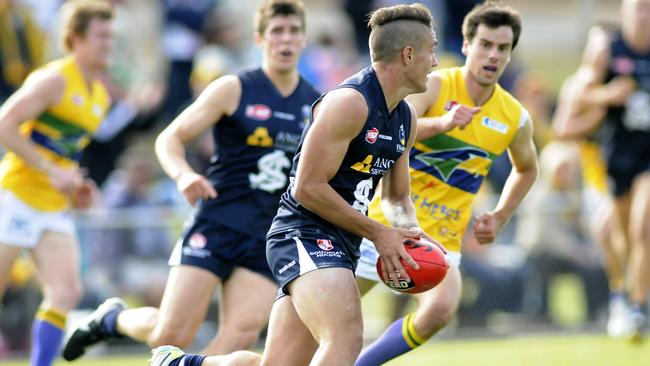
[
  {"x1": 169, "y1": 217, "x2": 274, "y2": 282},
  {"x1": 605, "y1": 143, "x2": 650, "y2": 197},
  {"x1": 267, "y1": 230, "x2": 358, "y2": 296}
]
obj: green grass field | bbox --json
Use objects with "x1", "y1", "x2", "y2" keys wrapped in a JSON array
[{"x1": 2, "y1": 335, "x2": 648, "y2": 366}]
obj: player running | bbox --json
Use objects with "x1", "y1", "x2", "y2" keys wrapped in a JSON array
[
  {"x1": 0, "y1": 1, "x2": 113, "y2": 365},
  {"x1": 354, "y1": 2, "x2": 538, "y2": 364},
  {"x1": 62, "y1": 0, "x2": 320, "y2": 360}
]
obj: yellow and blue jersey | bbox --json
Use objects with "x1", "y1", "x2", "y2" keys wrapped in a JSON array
[
  {"x1": 368, "y1": 67, "x2": 527, "y2": 252},
  {"x1": 0, "y1": 56, "x2": 110, "y2": 211}
]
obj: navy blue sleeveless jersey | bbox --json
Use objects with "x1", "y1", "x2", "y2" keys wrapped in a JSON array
[
  {"x1": 195, "y1": 67, "x2": 320, "y2": 238},
  {"x1": 601, "y1": 31, "x2": 650, "y2": 195},
  {"x1": 268, "y1": 67, "x2": 412, "y2": 252}
]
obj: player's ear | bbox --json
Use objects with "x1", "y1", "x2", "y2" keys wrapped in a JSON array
[
  {"x1": 461, "y1": 38, "x2": 469, "y2": 56},
  {"x1": 254, "y1": 31, "x2": 264, "y2": 47},
  {"x1": 403, "y1": 46, "x2": 414, "y2": 64}
]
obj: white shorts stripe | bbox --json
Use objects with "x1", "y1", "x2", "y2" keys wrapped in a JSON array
[{"x1": 293, "y1": 236, "x2": 317, "y2": 275}]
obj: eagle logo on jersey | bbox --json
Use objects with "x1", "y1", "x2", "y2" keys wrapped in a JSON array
[
  {"x1": 399, "y1": 124, "x2": 406, "y2": 145},
  {"x1": 413, "y1": 147, "x2": 491, "y2": 190}
]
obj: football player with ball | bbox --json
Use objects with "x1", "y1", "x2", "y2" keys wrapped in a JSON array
[{"x1": 355, "y1": 2, "x2": 538, "y2": 365}]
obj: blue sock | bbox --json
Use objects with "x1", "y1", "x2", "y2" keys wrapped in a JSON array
[
  {"x1": 30, "y1": 308, "x2": 66, "y2": 366},
  {"x1": 100, "y1": 306, "x2": 124, "y2": 337},
  {"x1": 169, "y1": 354, "x2": 207, "y2": 366},
  {"x1": 609, "y1": 291, "x2": 625, "y2": 301},
  {"x1": 630, "y1": 302, "x2": 648, "y2": 316},
  {"x1": 355, "y1": 313, "x2": 427, "y2": 366}
]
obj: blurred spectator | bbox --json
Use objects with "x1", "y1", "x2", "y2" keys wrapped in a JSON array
[
  {"x1": 443, "y1": 0, "x2": 479, "y2": 56},
  {"x1": 512, "y1": 72, "x2": 555, "y2": 150},
  {"x1": 81, "y1": 151, "x2": 173, "y2": 306},
  {"x1": 298, "y1": 30, "x2": 358, "y2": 91},
  {"x1": 159, "y1": 0, "x2": 215, "y2": 121},
  {"x1": 516, "y1": 142, "x2": 608, "y2": 323},
  {"x1": 0, "y1": 0, "x2": 46, "y2": 102}
]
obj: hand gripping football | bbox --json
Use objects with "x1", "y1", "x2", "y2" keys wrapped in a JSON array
[{"x1": 376, "y1": 239, "x2": 449, "y2": 294}]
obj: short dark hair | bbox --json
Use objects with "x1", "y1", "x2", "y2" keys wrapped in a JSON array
[
  {"x1": 367, "y1": 3, "x2": 435, "y2": 62},
  {"x1": 254, "y1": 0, "x2": 306, "y2": 34},
  {"x1": 462, "y1": 1, "x2": 522, "y2": 50},
  {"x1": 61, "y1": 0, "x2": 113, "y2": 52}
]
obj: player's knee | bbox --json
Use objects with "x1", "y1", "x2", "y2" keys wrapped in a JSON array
[
  {"x1": 149, "y1": 328, "x2": 193, "y2": 349},
  {"x1": 220, "y1": 322, "x2": 261, "y2": 349},
  {"x1": 47, "y1": 280, "x2": 84, "y2": 311},
  {"x1": 322, "y1": 326, "x2": 363, "y2": 355},
  {"x1": 227, "y1": 350, "x2": 261, "y2": 366},
  {"x1": 418, "y1": 301, "x2": 456, "y2": 336}
]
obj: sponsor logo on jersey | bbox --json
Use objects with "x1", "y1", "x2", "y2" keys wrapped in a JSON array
[
  {"x1": 350, "y1": 154, "x2": 395, "y2": 176},
  {"x1": 365, "y1": 127, "x2": 379, "y2": 143},
  {"x1": 351, "y1": 155, "x2": 373, "y2": 174},
  {"x1": 246, "y1": 104, "x2": 272, "y2": 120},
  {"x1": 317, "y1": 239, "x2": 334, "y2": 251},
  {"x1": 188, "y1": 233, "x2": 207, "y2": 249},
  {"x1": 246, "y1": 127, "x2": 273, "y2": 147},
  {"x1": 301, "y1": 104, "x2": 311, "y2": 129},
  {"x1": 612, "y1": 56, "x2": 635, "y2": 75},
  {"x1": 399, "y1": 124, "x2": 406, "y2": 145},
  {"x1": 415, "y1": 147, "x2": 491, "y2": 181},
  {"x1": 372, "y1": 157, "x2": 395, "y2": 175},
  {"x1": 273, "y1": 111, "x2": 295, "y2": 120},
  {"x1": 72, "y1": 94, "x2": 84, "y2": 106},
  {"x1": 93, "y1": 104, "x2": 103, "y2": 117},
  {"x1": 444, "y1": 100, "x2": 458, "y2": 111},
  {"x1": 275, "y1": 131, "x2": 302, "y2": 152},
  {"x1": 481, "y1": 116, "x2": 509, "y2": 134}
]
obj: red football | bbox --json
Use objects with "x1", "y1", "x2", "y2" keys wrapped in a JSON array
[{"x1": 376, "y1": 239, "x2": 449, "y2": 294}]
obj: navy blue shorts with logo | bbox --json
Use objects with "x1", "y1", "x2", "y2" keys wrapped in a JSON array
[
  {"x1": 169, "y1": 217, "x2": 274, "y2": 282},
  {"x1": 267, "y1": 230, "x2": 359, "y2": 295}
]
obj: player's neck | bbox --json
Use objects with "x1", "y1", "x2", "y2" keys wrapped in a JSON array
[
  {"x1": 262, "y1": 65, "x2": 300, "y2": 97},
  {"x1": 372, "y1": 63, "x2": 412, "y2": 112},
  {"x1": 71, "y1": 53, "x2": 102, "y2": 92},
  {"x1": 623, "y1": 27, "x2": 650, "y2": 54},
  {"x1": 463, "y1": 67, "x2": 496, "y2": 107}
]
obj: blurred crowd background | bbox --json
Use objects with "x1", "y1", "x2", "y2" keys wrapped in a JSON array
[{"x1": 0, "y1": 0, "x2": 625, "y2": 357}]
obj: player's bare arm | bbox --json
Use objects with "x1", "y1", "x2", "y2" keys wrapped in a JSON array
[
  {"x1": 155, "y1": 75, "x2": 241, "y2": 205},
  {"x1": 473, "y1": 116, "x2": 538, "y2": 244},
  {"x1": 0, "y1": 70, "x2": 84, "y2": 193},
  {"x1": 580, "y1": 26, "x2": 636, "y2": 108},
  {"x1": 380, "y1": 103, "x2": 445, "y2": 249},
  {"x1": 407, "y1": 73, "x2": 480, "y2": 140},
  {"x1": 292, "y1": 88, "x2": 419, "y2": 281}
]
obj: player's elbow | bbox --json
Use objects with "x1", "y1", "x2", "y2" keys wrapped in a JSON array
[
  {"x1": 291, "y1": 180, "x2": 309, "y2": 204},
  {"x1": 292, "y1": 179, "x2": 318, "y2": 208},
  {"x1": 522, "y1": 160, "x2": 539, "y2": 183},
  {"x1": 154, "y1": 129, "x2": 181, "y2": 162}
]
